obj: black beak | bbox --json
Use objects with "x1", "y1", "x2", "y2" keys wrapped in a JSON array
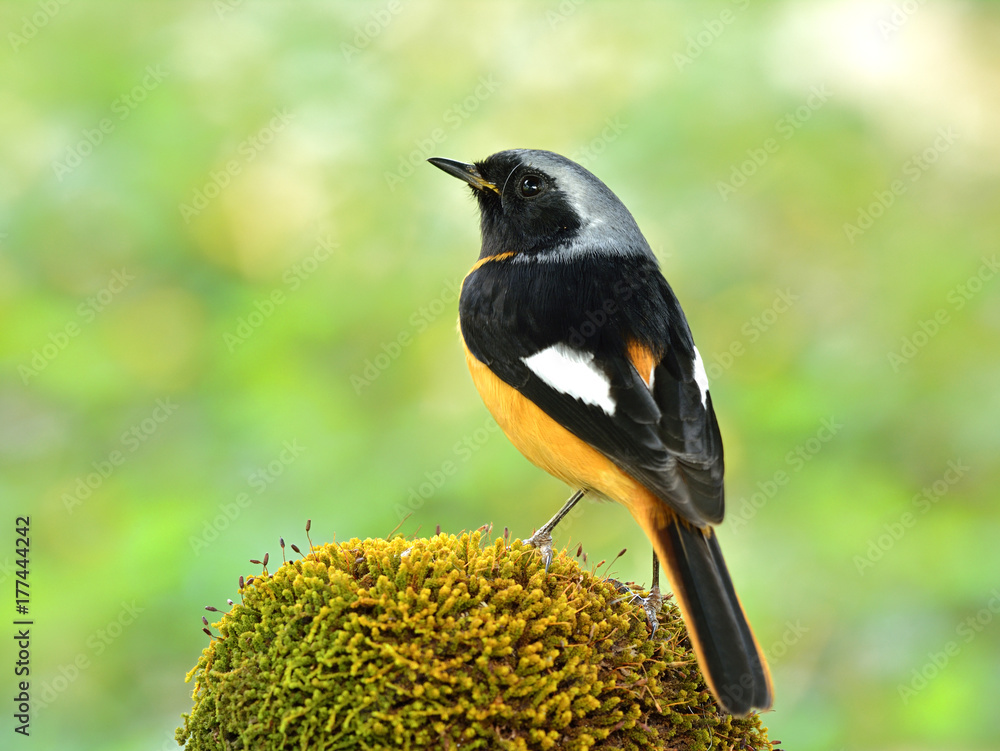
[{"x1": 427, "y1": 157, "x2": 499, "y2": 194}]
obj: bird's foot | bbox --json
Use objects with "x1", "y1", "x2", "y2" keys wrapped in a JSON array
[
  {"x1": 611, "y1": 582, "x2": 662, "y2": 636},
  {"x1": 524, "y1": 528, "x2": 554, "y2": 572},
  {"x1": 640, "y1": 585, "x2": 662, "y2": 637}
]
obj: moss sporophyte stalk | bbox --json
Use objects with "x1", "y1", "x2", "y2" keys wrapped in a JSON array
[{"x1": 178, "y1": 532, "x2": 772, "y2": 750}]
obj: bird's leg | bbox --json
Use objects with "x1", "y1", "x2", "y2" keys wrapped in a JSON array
[
  {"x1": 524, "y1": 489, "x2": 586, "y2": 571},
  {"x1": 642, "y1": 552, "x2": 663, "y2": 636}
]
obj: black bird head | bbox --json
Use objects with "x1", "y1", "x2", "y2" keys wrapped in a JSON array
[{"x1": 428, "y1": 149, "x2": 653, "y2": 261}]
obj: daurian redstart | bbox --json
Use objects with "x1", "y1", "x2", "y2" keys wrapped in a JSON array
[{"x1": 428, "y1": 149, "x2": 772, "y2": 716}]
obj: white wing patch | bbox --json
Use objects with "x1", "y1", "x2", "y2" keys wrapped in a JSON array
[
  {"x1": 522, "y1": 343, "x2": 616, "y2": 415},
  {"x1": 692, "y1": 346, "x2": 710, "y2": 406}
]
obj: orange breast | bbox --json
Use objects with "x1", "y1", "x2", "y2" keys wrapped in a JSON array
[{"x1": 463, "y1": 345, "x2": 671, "y2": 529}]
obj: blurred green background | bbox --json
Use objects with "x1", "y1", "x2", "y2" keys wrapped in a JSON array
[{"x1": 1, "y1": 1, "x2": 998, "y2": 749}]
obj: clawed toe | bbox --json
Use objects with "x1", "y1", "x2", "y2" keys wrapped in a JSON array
[
  {"x1": 610, "y1": 582, "x2": 662, "y2": 636},
  {"x1": 524, "y1": 529, "x2": 554, "y2": 571}
]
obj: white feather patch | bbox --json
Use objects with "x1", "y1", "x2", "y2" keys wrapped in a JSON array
[
  {"x1": 522, "y1": 343, "x2": 616, "y2": 415},
  {"x1": 692, "y1": 346, "x2": 710, "y2": 406}
]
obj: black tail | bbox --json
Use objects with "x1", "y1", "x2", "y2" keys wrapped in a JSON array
[{"x1": 655, "y1": 519, "x2": 772, "y2": 716}]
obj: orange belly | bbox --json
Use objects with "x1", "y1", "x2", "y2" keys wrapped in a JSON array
[{"x1": 464, "y1": 345, "x2": 672, "y2": 532}]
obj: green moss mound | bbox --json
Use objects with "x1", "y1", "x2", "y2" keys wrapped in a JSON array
[{"x1": 178, "y1": 532, "x2": 771, "y2": 750}]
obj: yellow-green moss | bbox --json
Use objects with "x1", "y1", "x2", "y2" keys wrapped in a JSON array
[{"x1": 177, "y1": 532, "x2": 771, "y2": 750}]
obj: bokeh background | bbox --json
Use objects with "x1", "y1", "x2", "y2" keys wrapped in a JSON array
[{"x1": 1, "y1": 1, "x2": 998, "y2": 749}]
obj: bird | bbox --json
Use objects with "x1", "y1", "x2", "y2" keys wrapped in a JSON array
[{"x1": 427, "y1": 149, "x2": 772, "y2": 716}]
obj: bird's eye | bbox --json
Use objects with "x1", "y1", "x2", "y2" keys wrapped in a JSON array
[{"x1": 519, "y1": 174, "x2": 545, "y2": 198}]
